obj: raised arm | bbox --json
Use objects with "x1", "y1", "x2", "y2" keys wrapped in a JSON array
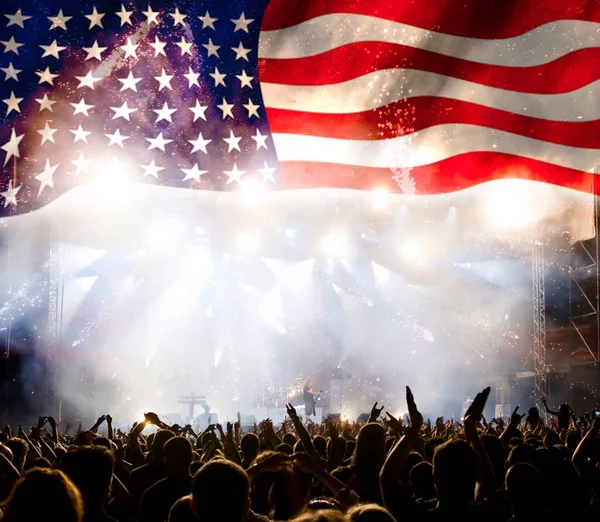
[{"x1": 286, "y1": 403, "x2": 326, "y2": 468}]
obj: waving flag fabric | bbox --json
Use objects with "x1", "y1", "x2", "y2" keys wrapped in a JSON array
[{"x1": 258, "y1": 0, "x2": 600, "y2": 194}]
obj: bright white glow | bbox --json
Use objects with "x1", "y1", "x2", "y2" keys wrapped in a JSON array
[
  {"x1": 322, "y1": 233, "x2": 347, "y2": 258},
  {"x1": 76, "y1": 276, "x2": 98, "y2": 292},
  {"x1": 484, "y1": 179, "x2": 537, "y2": 229},
  {"x1": 89, "y1": 158, "x2": 133, "y2": 206},
  {"x1": 400, "y1": 240, "x2": 424, "y2": 262},
  {"x1": 143, "y1": 218, "x2": 185, "y2": 253},
  {"x1": 371, "y1": 188, "x2": 389, "y2": 209},
  {"x1": 241, "y1": 179, "x2": 263, "y2": 205},
  {"x1": 181, "y1": 246, "x2": 214, "y2": 282},
  {"x1": 237, "y1": 232, "x2": 259, "y2": 252}
]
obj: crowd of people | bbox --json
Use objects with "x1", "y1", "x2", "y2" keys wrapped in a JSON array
[{"x1": 0, "y1": 385, "x2": 598, "y2": 521}]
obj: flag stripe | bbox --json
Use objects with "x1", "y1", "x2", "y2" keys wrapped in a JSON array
[
  {"x1": 265, "y1": 100, "x2": 600, "y2": 149},
  {"x1": 259, "y1": 43, "x2": 600, "y2": 95},
  {"x1": 272, "y1": 126, "x2": 598, "y2": 172},
  {"x1": 278, "y1": 154, "x2": 599, "y2": 195},
  {"x1": 260, "y1": 0, "x2": 600, "y2": 38},
  {"x1": 259, "y1": 15, "x2": 600, "y2": 69}
]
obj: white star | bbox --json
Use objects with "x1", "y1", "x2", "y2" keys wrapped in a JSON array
[
  {"x1": 85, "y1": 6, "x2": 105, "y2": 29},
  {"x1": 5, "y1": 10, "x2": 32, "y2": 28},
  {"x1": 153, "y1": 102, "x2": 177, "y2": 123},
  {"x1": 259, "y1": 161, "x2": 276, "y2": 183},
  {"x1": 236, "y1": 70, "x2": 254, "y2": 88},
  {"x1": 35, "y1": 159, "x2": 59, "y2": 196},
  {"x1": 1, "y1": 63, "x2": 21, "y2": 82},
  {"x1": 143, "y1": 4, "x2": 160, "y2": 25},
  {"x1": 202, "y1": 38, "x2": 220, "y2": 57},
  {"x1": 1, "y1": 181, "x2": 21, "y2": 207},
  {"x1": 188, "y1": 132, "x2": 211, "y2": 154},
  {"x1": 1, "y1": 129, "x2": 24, "y2": 166},
  {"x1": 105, "y1": 129, "x2": 129, "y2": 148},
  {"x1": 146, "y1": 132, "x2": 172, "y2": 152},
  {"x1": 169, "y1": 8, "x2": 187, "y2": 26},
  {"x1": 224, "y1": 164, "x2": 246, "y2": 184},
  {"x1": 231, "y1": 42, "x2": 251, "y2": 61},
  {"x1": 120, "y1": 38, "x2": 139, "y2": 58},
  {"x1": 1, "y1": 37, "x2": 24, "y2": 55},
  {"x1": 223, "y1": 130, "x2": 242, "y2": 153},
  {"x1": 35, "y1": 67, "x2": 59, "y2": 85},
  {"x1": 243, "y1": 98, "x2": 261, "y2": 118},
  {"x1": 182, "y1": 164, "x2": 207, "y2": 182},
  {"x1": 198, "y1": 11, "x2": 218, "y2": 30},
  {"x1": 149, "y1": 36, "x2": 167, "y2": 57},
  {"x1": 35, "y1": 93, "x2": 57, "y2": 113},
  {"x1": 37, "y1": 121, "x2": 58, "y2": 145},
  {"x1": 48, "y1": 10, "x2": 72, "y2": 30},
  {"x1": 71, "y1": 153, "x2": 92, "y2": 174},
  {"x1": 111, "y1": 101, "x2": 137, "y2": 121},
  {"x1": 183, "y1": 67, "x2": 200, "y2": 88},
  {"x1": 3, "y1": 91, "x2": 22, "y2": 115},
  {"x1": 141, "y1": 160, "x2": 164, "y2": 179},
  {"x1": 154, "y1": 68, "x2": 173, "y2": 91},
  {"x1": 252, "y1": 129, "x2": 269, "y2": 150},
  {"x1": 70, "y1": 97, "x2": 94, "y2": 117},
  {"x1": 118, "y1": 71, "x2": 142, "y2": 92},
  {"x1": 231, "y1": 12, "x2": 254, "y2": 33},
  {"x1": 71, "y1": 124, "x2": 92, "y2": 143},
  {"x1": 40, "y1": 40, "x2": 67, "y2": 59},
  {"x1": 175, "y1": 37, "x2": 193, "y2": 56},
  {"x1": 189, "y1": 100, "x2": 208, "y2": 122},
  {"x1": 83, "y1": 40, "x2": 107, "y2": 61},
  {"x1": 76, "y1": 71, "x2": 102, "y2": 89},
  {"x1": 217, "y1": 97, "x2": 234, "y2": 119},
  {"x1": 116, "y1": 4, "x2": 133, "y2": 26},
  {"x1": 209, "y1": 67, "x2": 226, "y2": 87}
]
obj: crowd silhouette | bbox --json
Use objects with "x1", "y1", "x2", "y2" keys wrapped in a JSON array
[{"x1": 0, "y1": 386, "x2": 598, "y2": 521}]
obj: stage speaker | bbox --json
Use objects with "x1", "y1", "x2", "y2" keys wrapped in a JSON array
[{"x1": 356, "y1": 413, "x2": 370, "y2": 424}]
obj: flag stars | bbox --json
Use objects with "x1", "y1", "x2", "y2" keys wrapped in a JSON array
[
  {"x1": 143, "y1": 4, "x2": 160, "y2": 25},
  {"x1": 202, "y1": 38, "x2": 220, "y2": 57},
  {"x1": 36, "y1": 67, "x2": 59, "y2": 85},
  {"x1": 48, "y1": 10, "x2": 72, "y2": 31},
  {"x1": 153, "y1": 102, "x2": 177, "y2": 123},
  {"x1": 36, "y1": 159, "x2": 59, "y2": 196},
  {"x1": 189, "y1": 100, "x2": 208, "y2": 122},
  {"x1": 146, "y1": 132, "x2": 172, "y2": 152},
  {"x1": 154, "y1": 68, "x2": 174, "y2": 91},
  {"x1": 189, "y1": 132, "x2": 211, "y2": 154},
  {"x1": 3, "y1": 91, "x2": 23, "y2": 115},
  {"x1": 223, "y1": 130, "x2": 242, "y2": 153},
  {"x1": 209, "y1": 67, "x2": 226, "y2": 87},
  {"x1": 71, "y1": 124, "x2": 92, "y2": 143},
  {"x1": 35, "y1": 93, "x2": 57, "y2": 113},
  {"x1": 149, "y1": 36, "x2": 167, "y2": 57},
  {"x1": 72, "y1": 153, "x2": 92, "y2": 174},
  {"x1": 1, "y1": 63, "x2": 22, "y2": 82},
  {"x1": 243, "y1": 99, "x2": 261, "y2": 118},
  {"x1": 1, "y1": 129, "x2": 24, "y2": 166},
  {"x1": 2, "y1": 37, "x2": 24, "y2": 55},
  {"x1": 121, "y1": 38, "x2": 139, "y2": 58},
  {"x1": 198, "y1": 11, "x2": 218, "y2": 30},
  {"x1": 111, "y1": 101, "x2": 137, "y2": 121},
  {"x1": 141, "y1": 160, "x2": 165, "y2": 179},
  {"x1": 76, "y1": 71, "x2": 102, "y2": 90},
  {"x1": 259, "y1": 161, "x2": 276, "y2": 183},
  {"x1": 40, "y1": 40, "x2": 67, "y2": 59},
  {"x1": 105, "y1": 129, "x2": 129, "y2": 148},
  {"x1": 224, "y1": 164, "x2": 245, "y2": 184},
  {"x1": 83, "y1": 40, "x2": 107, "y2": 61},
  {"x1": 70, "y1": 98, "x2": 94, "y2": 117},
  {"x1": 116, "y1": 4, "x2": 134, "y2": 26},
  {"x1": 231, "y1": 12, "x2": 254, "y2": 33},
  {"x1": 182, "y1": 164, "x2": 207, "y2": 182},
  {"x1": 118, "y1": 71, "x2": 142, "y2": 92},
  {"x1": 252, "y1": 129, "x2": 269, "y2": 150},
  {"x1": 1, "y1": 181, "x2": 21, "y2": 207},
  {"x1": 85, "y1": 6, "x2": 106, "y2": 29},
  {"x1": 236, "y1": 70, "x2": 254, "y2": 88},
  {"x1": 217, "y1": 98, "x2": 234, "y2": 119},
  {"x1": 183, "y1": 67, "x2": 200, "y2": 88},
  {"x1": 5, "y1": 10, "x2": 32, "y2": 28},
  {"x1": 176, "y1": 37, "x2": 193, "y2": 56},
  {"x1": 232, "y1": 42, "x2": 251, "y2": 61},
  {"x1": 37, "y1": 121, "x2": 58, "y2": 145},
  {"x1": 169, "y1": 8, "x2": 187, "y2": 26}
]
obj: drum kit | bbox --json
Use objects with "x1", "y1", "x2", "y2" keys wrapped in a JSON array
[{"x1": 261, "y1": 378, "x2": 305, "y2": 408}]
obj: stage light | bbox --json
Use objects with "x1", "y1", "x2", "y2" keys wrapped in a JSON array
[
  {"x1": 484, "y1": 179, "x2": 536, "y2": 229},
  {"x1": 322, "y1": 233, "x2": 348, "y2": 258},
  {"x1": 237, "y1": 231, "x2": 259, "y2": 252},
  {"x1": 371, "y1": 188, "x2": 389, "y2": 209},
  {"x1": 400, "y1": 240, "x2": 424, "y2": 263},
  {"x1": 285, "y1": 228, "x2": 296, "y2": 239},
  {"x1": 143, "y1": 217, "x2": 184, "y2": 253},
  {"x1": 241, "y1": 179, "x2": 263, "y2": 205}
]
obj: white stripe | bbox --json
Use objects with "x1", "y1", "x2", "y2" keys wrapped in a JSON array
[
  {"x1": 272, "y1": 124, "x2": 597, "y2": 172},
  {"x1": 259, "y1": 14, "x2": 600, "y2": 68},
  {"x1": 261, "y1": 69, "x2": 597, "y2": 122}
]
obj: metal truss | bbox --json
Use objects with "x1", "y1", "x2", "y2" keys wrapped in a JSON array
[
  {"x1": 532, "y1": 227, "x2": 549, "y2": 417},
  {"x1": 46, "y1": 227, "x2": 63, "y2": 418}
]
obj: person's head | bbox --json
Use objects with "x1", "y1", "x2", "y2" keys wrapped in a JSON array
[
  {"x1": 505, "y1": 463, "x2": 542, "y2": 514},
  {"x1": 351, "y1": 423, "x2": 386, "y2": 472},
  {"x1": 241, "y1": 432, "x2": 260, "y2": 463},
  {"x1": 149, "y1": 429, "x2": 175, "y2": 461},
  {"x1": 283, "y1": 433, "x2": 297, "y2": 447},
  {"x1": 543, "y1": 430, "x2": 560, "y2": 447},
  {"x1": 346, "y1": 504, "x2": 397, "y2": 522},
  {"x1": 344, "y1": 440, "x2": 356, "y2": 460},
  {"x1": 506, "y1": 444, "x2": 537, "y2": 469},
  {"x1": 432, "y1": 440, "x2": 478, "y2": 503},
  {"x1": 327, "y1": 437, "x2": 346, "y2": 462},
  {"x1": 313, "y1": 436, "x2": 327, "y2": 457},
  {"x1": 5, "y1": 437, "x2": 27, "y2": 471},
  {"x1": 400, "y1": 452, "x2": 423, "y2": 486},
  {"x1": 30, "y1": 457, "x2": 53, "y2": 469},
  {"x1": 292, "y1": 510, "x2": 345, "y2": 522},
  {"x1": 60, "y1": 446, "x2": 114, "y2": 506},
  {"x1": 192, "y1": 460, "x2": 250, "y2": 522},
  {"x1": 2, "y1": 467, "x2": 83, "y2": 522},
  {"x1": 526, "y1": 407, "x2": 540, "y2": 426},
  {"x1": 276, "y1": 443, "x2": 294, "y2": 455},
  {"x1": 409, "y1": 461, "x2": 435, "y2": 500},
  {"x1": 164, "y1": 436, "x2": 193, "y2": 475},
  {"x1": 305, "y1": 378, "x2": 313, "y2": 388}
]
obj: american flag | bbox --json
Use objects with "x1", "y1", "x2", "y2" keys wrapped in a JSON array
[{"x1": 0, "y1": 0, "x2": 599, "y2": 218}]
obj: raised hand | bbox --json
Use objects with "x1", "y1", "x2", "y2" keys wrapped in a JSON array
[
  {"x1": 286, "y1": 403, "x2": 298, "y2": 419},
  {"x1": 464, "y1": 387, "x2": 491, "y2": 434},
  {"x1": 370, "y1": 402, "x2": 384, "y2": 421},
  {"x1": 406, "y1": 386, "x2": 423, "y2": 432},
  {"x1": 385, "y1": 412, "x2": 403, "y2": 433},
  {"x1": 509, "y1": 406, "x2": 525, "y2": 426},
  {"x1": 144, "y1": 412, "x2": 160, "y2": 425}
]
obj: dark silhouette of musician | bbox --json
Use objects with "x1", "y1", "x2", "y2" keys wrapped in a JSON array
[{"x1": 303, "y1": 378, "x2": 317, "y2": 417}]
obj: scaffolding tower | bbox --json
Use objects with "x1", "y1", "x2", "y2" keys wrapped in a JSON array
[
  {"x1": 532, "y1": 227, "x2": 548, "y2": 416},
  {"x1": 46, "y1": 228, "x2": 63, "y2": 419}
]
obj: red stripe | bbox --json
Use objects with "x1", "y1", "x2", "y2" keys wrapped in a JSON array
[
  {"x1": 279, "y1": 153, "x2": 598, "y2": 194},
  {"x1": 266, "y1": 97, "x2": 600, "y2": 148},
  {"x1": 259, "y1": 44, "x2": 600, "y2": 94},
  {"x1": 261, "y1": 0, "x2": 600, "y2": 38}
]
